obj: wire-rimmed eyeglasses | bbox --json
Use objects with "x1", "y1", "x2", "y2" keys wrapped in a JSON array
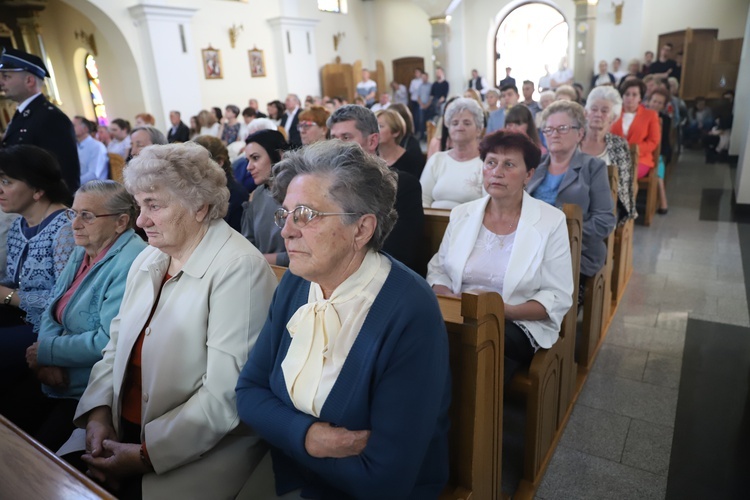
[
  {"x1": 65, "y1": 209, "x2": 123, "y2": 224},
  {"x1": 273, "y1": 205, "x2": 357, "y2": 229}
]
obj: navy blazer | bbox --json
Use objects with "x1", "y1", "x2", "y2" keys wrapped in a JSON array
[
  {"x1": 236, "y1": 256, "x2": 450, "y2": 499},
  {"x1": 527, "y1": 149, "x2": 616, "y2": 276},
  {"x1": 2, "y1": 94, "x2": 80, "y2": 196}
]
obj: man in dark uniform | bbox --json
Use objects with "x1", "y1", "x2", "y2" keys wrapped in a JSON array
[{"x1": 0, "y1": 48, "x2": 80, "y2": 195}]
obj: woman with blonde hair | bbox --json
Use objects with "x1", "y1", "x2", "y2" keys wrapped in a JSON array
[
  {"x1": 198, "y1": 109, "x2": 219, "y2": 137},
  {"x1": 376, "y1": 109, "x2": 425, "y2": 179}
]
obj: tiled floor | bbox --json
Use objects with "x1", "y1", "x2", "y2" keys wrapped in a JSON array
[{"x1": 535, "y1": 151, "x2": 749, "y2": 499}]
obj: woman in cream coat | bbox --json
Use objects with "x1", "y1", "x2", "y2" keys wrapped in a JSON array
[
  {"x1": 69, "y1": 143, "x2": 276, "y2": 499},
  {"x1": 427, "y1": 131, "x2": 573, "y2": 383}
]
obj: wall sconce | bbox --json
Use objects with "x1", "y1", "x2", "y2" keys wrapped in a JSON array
[
  {"x1": 74, "y1": 30, "x2": 97, "y2": 56},
  {"x1": 612, "y1": 1, "x2": 624, "y2": 25},
  {"x1": 228, "y1": 24, "x2": 244, "y2": 49},
  {"x1": 333, "y1": 32, "x2": 345, "y2": 52}
]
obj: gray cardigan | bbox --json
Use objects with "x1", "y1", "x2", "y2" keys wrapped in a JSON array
[
  {"x1": 527, "y1": 149, "x2": 616, "y2": 277},
  {"x1": 240, "y1": 184, "x2": 289, "y2": 266}
]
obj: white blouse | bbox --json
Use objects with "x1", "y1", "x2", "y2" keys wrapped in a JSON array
[
  {"x1": 622, "y1": 112, "x2": 636, "y2": 137},
  {"x1": 461, "y1": 225, "x2": 516, "y2": 295},
  {"x1": 420, "y1": 151, "x2": 484, "y2": 209}
]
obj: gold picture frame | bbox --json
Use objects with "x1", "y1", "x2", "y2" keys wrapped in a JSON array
[
  {"x1": 202, "y1": 47, "x2": 223, "y2": 79},
  {"x1": 249, "y1": 48, "x2": 266, "y2": 78}
]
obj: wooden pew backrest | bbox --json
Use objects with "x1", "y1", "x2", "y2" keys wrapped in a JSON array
[
  {"x1": 438, "y1": 291, "x2": 505, "y2": 500},
  {"x1": 419, "y1": 208, "x2": 451, "y2": 276}
]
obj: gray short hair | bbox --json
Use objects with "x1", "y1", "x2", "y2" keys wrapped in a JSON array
[
  {"x1": 271, "y1": 140, "x2": 397, "y2": 252},
  {"x1": 131, "y1": 126, "x2": 167, "y2": 146},
  {"x1": 326, "y1": 104, "x2": 379, "y2": 136},
  {"x1": 123, "y1": 142, "x2": 229, "y2": 221},
  {"x1": 77, "y1": 180, "x2": 138, "y2": 230},
  {"x1": 585, "y1": 86, "x2": 623, "y2": 121},
  {"x1": 541, "y1": 100, "x2": 586, "y2": 130},
  {"x1": 444, "y1": 97, "x2": 484, "y2": 129}
]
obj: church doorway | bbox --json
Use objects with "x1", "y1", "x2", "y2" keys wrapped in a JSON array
[{"x1": 493, "y1": 2, "x2": 568, "y2": 96}]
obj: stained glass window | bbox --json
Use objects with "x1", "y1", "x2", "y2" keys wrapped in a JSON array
[{"x1": 85, "y1": 54, "x2": 109, "y2": 126}]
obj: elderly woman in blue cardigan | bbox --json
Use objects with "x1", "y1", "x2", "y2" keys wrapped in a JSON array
[
  {"x1": 20, "y1": 180, "x2": 146, "y2": 450},
  {"x1": 0, "y1": 145, "x2": 74, "y2": 405},
  {"x1": 236, "y1": 140, "x2": 451, "y2": 499}
]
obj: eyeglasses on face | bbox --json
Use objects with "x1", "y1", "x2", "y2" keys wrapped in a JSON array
[
  {"x1": 297, "y1": 122, "x2": 318, "y2": 131},
  {"x1": 541, "y1": 125, "x2": 581, "y2": 136},
  {"x1": 274, "y1": 205, "x2": 357, "y2": 229},
  {"x1": 65, "y1": 209, "x2": 122, "y2": 224}
]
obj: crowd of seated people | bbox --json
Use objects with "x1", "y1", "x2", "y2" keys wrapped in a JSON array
[{"x1": 0, "y1": 46, "x2": 736, "y2": 499}]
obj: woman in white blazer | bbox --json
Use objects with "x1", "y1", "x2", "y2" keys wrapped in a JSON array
[
  {"x1": 69, "y1": 143, "x2": 277, "y2": 499},
  {"x1": 427, "y1": 131, "x2": 573, "y2": 383}
]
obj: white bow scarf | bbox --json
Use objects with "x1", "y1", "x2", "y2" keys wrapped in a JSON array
[{"x1": 281, "y1": 252, "x2": 382, "y2": 417}]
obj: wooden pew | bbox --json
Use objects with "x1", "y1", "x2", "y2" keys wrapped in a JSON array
[
  {"x1": 611, "y1": 146, "x2": 638, "y2": 302},
  {"x1": 0, "y1": 414, "x2": 115, "y2": 499},
  {"x1": 578, "y1": 163, "x2": 620, "y2": 371},
  {"x1": 438, "y1": 292, "x2": 505, "y2": 500},
  {"x1": 637, "y1": 142, "x2": 661, "y2": 226},
  {"x1": 270, "y1": 264, "x2": 287, "y2": 282},
  {"x1": 418, "y1": 207, "x2": 451, "y2": 276},
  {"x1": 510, "y1": 204, "x2": 582, "y2": 499},
  {"x1": 601, "y1": 166, "x2": 619, "y2": 327},
  {"x1": 107, "y1": 153, "x2": 125, "y2": 184},
  {"x1": 268, "y1": 266, "x2": 506, "y2": 499}
]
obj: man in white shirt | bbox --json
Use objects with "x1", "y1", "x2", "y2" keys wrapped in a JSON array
[
  {"x1": 551, "y1": 58, "x2": 574, "y2": 89},
  {"x1": 390, "y1": 81, "x2": 408, "y2": 105},
  {"x1": 74, "y1": 116, "x2": 109, "y2": 184},
  {"x1": 283, "y1": 94, "x2": 302, "y2": 147},
  {"x1": 538, "y1": 64, "x2": 552, "y2": 92},
  {"x1": 370, "y1": 93, "x2": 392, "y2": 112},
  {"x1": 356, "y1": 69, "x2": 378, "y2": 107},
  {"x1": 408, "y1": 68, "x2": 424, "y2": 137},
  {"x1": 611, "y1": 58, "x2": 628, "y2": 84}
]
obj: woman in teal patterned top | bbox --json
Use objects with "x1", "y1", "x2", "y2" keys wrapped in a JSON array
[{"x1": 0, "y1": 145, "x2": 74, "y2": 416}]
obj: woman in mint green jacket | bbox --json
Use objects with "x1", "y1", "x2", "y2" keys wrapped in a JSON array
[{"x1": 26, "y1": 180, "x2": 146, "y2": 450}]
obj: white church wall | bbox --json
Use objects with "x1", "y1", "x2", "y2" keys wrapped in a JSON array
[
  {"x1": 189, "y1": 0, "x2": 282, "y2": 113},
  {"x1": 41, "y1": 0, "x2": 147, "y2": 126},
  {"x1": 371, "y1": 0, "x2": 433, "y2": 84}
]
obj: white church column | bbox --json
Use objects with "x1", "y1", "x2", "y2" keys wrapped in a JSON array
[
  {"x1": 266, "y1": 17, "x2": 320, "y2": 99},
  {"x1": 128, "y1": 3, "x2": 201, "y2": 130},
  {"x1": 573, "y1": 0, "x2": 598, "y2": 91}
]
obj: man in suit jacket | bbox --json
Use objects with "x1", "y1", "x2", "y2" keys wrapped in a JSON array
[
  {"x1": 327, "y1": 105, "x2": 424, "y2": 272},
  {"x1": 282, "y1": 94, "x2": 302, "y2": 147},
  {"x1": 0, "y1": 48, "x2": 80, "y2": 196},
  {"x1": 167, "y1": 111, "x2": 190, "y2": 143},
  {"x1": 467, "y1": 69, "x2": 488, "y2": 99}
]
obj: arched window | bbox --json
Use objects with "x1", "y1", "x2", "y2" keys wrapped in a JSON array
[
  {"x1": 494, "y1": 3, "x2": 568, "y2": 96},
  {"x1": 85, "y1": 53, "x2": 108, "y2": 125}
]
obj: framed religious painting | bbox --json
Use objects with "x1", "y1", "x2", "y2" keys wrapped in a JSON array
[
  {"x1": 202, "y1": 47, "x2": 223, "y2": 79},
  {"x1": 249, "y1": 48, "x2": 266, "y2": 78}
]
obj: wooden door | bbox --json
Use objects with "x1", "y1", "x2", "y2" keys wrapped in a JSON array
[{"x1": 393, "y1": 57, "x2": 425, "y2": 87}]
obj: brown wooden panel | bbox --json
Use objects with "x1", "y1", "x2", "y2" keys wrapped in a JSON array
[
  {"x1": 0, "y1": 415, "x2": 115, "y2": 500},
  {"x1": 321, "y1": 62, "x2": 354, "y2": 102},
  {"x1": 393, "y1": 57, "x2": 425, "y2": 87}
]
